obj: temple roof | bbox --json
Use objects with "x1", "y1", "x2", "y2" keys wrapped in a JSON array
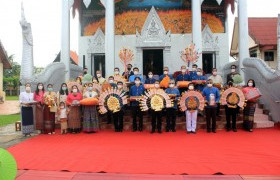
[
  {"x1": 248, "y1": 17, "x2": 277, "y2": 46},
  {"x1": 0, "y1": 41, "x2": 12, "y2": 69},
  {"x1": 53, "y1": 50, "x2": 79, "y2": 65}
]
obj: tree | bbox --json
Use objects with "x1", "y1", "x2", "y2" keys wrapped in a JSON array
[{"x1": 3, "y1": 55, "x2": 21, "y2": 95}]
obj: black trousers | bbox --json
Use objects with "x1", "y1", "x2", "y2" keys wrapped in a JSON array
[
  {"x1": 225, "y1": 106, "x2": 237, "y2": 129},
  {"x1": 113, "y1": 110, "x2": 124, "y2": 131},
  {"x1": 216, "y1": 103, "x2": 221, "y2": 115},
  {"x1": 151, "y1": 110, "x2": 162, "y2": 131},
  {"x1": 132, "y1": 106, "x2": 143, "y2": 130},
  {"x1": 205, "y1": 107, "x2": 217, "y2": 131},
  {"x1": 166, "y1": 108, "x2": 176, "y2": 131},
  {"x1": 107, "y1": 111, "x2": 112, "y2": 123}
]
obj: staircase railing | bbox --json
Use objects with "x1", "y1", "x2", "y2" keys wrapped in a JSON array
[{"x1": 224, "y1": 58, "x2": 280, "y2": 122}]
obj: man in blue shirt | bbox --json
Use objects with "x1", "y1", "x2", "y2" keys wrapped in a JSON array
[
  {"x1": 202, "y1": 79, "x2": 220, "y2": 133},
  {"x1": 192, "y1": 68, "x2": 206, "y2": 92},
  {"x1": 129, "y1": 67, "x2": 144, "y2": 83},
  {"x1": 176, "y1": 65, "x2": 190, "y2": 94},
  {"x1": 145, "y1": 71, "x2": 156, "y2": 84},
  {"x1": 129, "y1": 77, "x2": 145, "y2": 132},
  {"x1": 189, "y1": 64, "x2": 198, "y2": 80},
  {"x1": 165, "y1": 79, "x2": 180, "y2": 132}
]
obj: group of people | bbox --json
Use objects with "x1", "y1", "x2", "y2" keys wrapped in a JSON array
[{"x1": 19, "y1": 64, "x2": 259, "y2": 136}]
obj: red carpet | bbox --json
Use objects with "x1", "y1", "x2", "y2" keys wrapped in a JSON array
[{"x1": 8, "y1": 128, "x2": 280, "y2": 175}]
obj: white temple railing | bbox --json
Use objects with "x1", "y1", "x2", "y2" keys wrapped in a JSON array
[{"x1": 224, "y1": 58, "x2": 280, "y2": 122}]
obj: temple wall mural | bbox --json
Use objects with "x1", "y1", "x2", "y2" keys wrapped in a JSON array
[{"x1": 81, "y1": 0, "x2": 226, "y2": 36}]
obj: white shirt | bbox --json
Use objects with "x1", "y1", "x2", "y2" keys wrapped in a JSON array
[
  {"x1": 83, "y1": 91, "x2": 98, "y2": 98},
  {"x1": 208, "y1": 75, "x2": 223, "y2": 85},
  {"x1": 59, "y1": 108, "x2": 67, "y2": 118},
  {"x1": 19, "y1": 92, "x2": 34, "y2": 103}
]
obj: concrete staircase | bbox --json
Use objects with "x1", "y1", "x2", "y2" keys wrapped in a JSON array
[{"x1": 99, "y1": 102, "x2": 274, "y2": 131}]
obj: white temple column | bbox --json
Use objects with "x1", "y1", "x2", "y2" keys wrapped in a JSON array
[
  {"x1": 61, "y1": 0, "x2": 71, "y2": 81},
  {"x1": 277, "y1": 14, "x2": 280, "y2": 70},
  {"x1": 238, "y1": 0, "x2": 249, "y2": 77},
  {"x1": 192, "y1": 0, "x2": 203, "y2": 68},
  {"x1": 105, "y1": 0, "x2": 115, "y2": 78}
]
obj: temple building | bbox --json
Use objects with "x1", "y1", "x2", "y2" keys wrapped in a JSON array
[
  {"x1": 0, "y1": 41, "x2": 12, "y2": 102},
  {"x1": 60, "y1": 0, "x2": 237, "y2": 78},
  {"x1": 231, "y1": 17, "x2": 278, "y2": 69}
]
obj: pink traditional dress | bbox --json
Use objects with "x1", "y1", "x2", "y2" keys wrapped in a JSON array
[
  {"x1": 66, "y1": 92, "x2": 82, "y2": 133},
  {"x1": 242, "y1": 87, "x2": 260, "y2": 131},
  {"x1": 33, "y1": 91, "x2": 44, "y2": 131}
]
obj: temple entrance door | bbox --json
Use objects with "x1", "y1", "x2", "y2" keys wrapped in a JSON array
[
  {"x1": 143, "y1": 49, "x2": 163, "y2": 77},
  {"x1": 202, "y1": 53, "x2": 215, "y2": 75},
  {"x1": 92, "y1": 54, "x2": 105, "y2": 77}
]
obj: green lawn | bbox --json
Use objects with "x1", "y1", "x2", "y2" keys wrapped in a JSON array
[
  {"x1": 0, "y1": 114, "x2": 21, "y2": 127},
  {"x1": 5, "y1": 96, "x2": 19, "y2": 101}
]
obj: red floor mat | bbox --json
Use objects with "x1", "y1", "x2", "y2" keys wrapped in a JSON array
[{"x1": 8, "y1": 128, "x2": 280, "y2": 175}]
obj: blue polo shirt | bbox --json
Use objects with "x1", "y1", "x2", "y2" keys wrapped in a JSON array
[
  {"x1": 189, "y1": 71, "x2": 197, "y2": 80},
  {"x1": 202, "y1": 87, "x2": 220, "y2": 108},
  {"x1": 129, "y1": 75, "x2": 144, "y2": 83},
  {"x1": 192, "y1": 75, "x2": 206, "y2": 92},
  {"x1": 165, "y1": 87, "x2": 180, "y2": 109},
  {"x1": 145, "y1": 78, "x2": 156, "y2": 84},
  {"x1": 129, "y1": 84, "x2": 145, "y2": 106},
  {"x1": 176, "y1": 73, "x2": 190, "y2": 82}
]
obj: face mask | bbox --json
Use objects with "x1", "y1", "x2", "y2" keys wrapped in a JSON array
[
  {"x1": 38, "y1": 85, "x2": 43, "y2": 90},
  {"x1": 231, "y1": 69, "x2": 236, "y2": 73},
  {"x1": 97, "y1": 74, "x2": 101, "y2": 78},
  {"x1": 87, "y1": 87, "x2": 93, "y2": 91},
  {"x1": 169, "y1": 84, "x2": 175, "y2": 88},
  {"x1": 127, "y1": 67, "x2": 131, "y2": 71},
  {"x1": 181, "y1": 69, "x2": 186, "y2": 73},
  {"x1": 134, "y1": 71, "x2": 138, "y2": 75},
  {"x1": 192, "y1": 68, "x2": 197, "y2": 71},
  {"x1": 213, "y1": 72, "x2": 217, "y2": 76},
  {"x1": 114, "y1": 71, "x2": 119, "y2": 75},
  {"x1": 60, "y1": 106, "x2": 65, "y2": 109},
  {"x1": 26, "y1": 87, "x2": 31, "y2": 92},
  {"x1": 189, "y1": 86, "x2": 194, "y2": 90},
  {"x1": 248, "y1": 82, "x2": 253, "y2": 87},
  {"x1": 47, "y1": 88, "x2": 53, "y2": 92},
  {"x1": 135, "y1": 81, "x2": 140, "y2": 84},
  {"x1": 164, "y1": 71, "x2": 168, "y2": 75},
  {"x1": 72, "y1": 89, "x2": 78, "y2": 93},
  {"x1": 154, "y1": 84, "x2": 160, "y2": 88},
  {"x1": 148, "y1": 75, "x2": 153, "y2": 78},
  {"x1": 62, "y1": 87, "x2": 67, "y2": 91},
  {"x1": 117, "y1": 85, "x2": 123, "y2": 89},
  {"x1": 109, "y1": 80, "x2": 114, "y2": 84},
  {"x1": 197, "y1": 72, "x2": 201, "y2": 76},
  {"x1": 207, "y1": 83, "x2": 213, "y2": 88}
]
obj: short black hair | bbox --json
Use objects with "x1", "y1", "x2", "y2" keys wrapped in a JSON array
[
  {"x1": 117, "y1": 81, "x2": 123, "y2": 85},
  {"x1": 134, "y1": 77, "x2": 141, "y2": 81},
  {"x1": 231, "y1": 65, "x2": 237, "y2": 69},
  {"x1": 154, "y1": 80, "x2": 160, "y2": 83},
  {"x1": 247, "y1": 79, "x2": 256, "y2": 87},
  {"x1": 114, "y1": 67, "x2": 120, "y2": 71},
  {"x1": 133, "y1": 67, "x2": 139, "y2": 71},
  {"x1": 109, "y1": 76, "x2": 114, "y2": 79},
  {"x1": 188, "y1": 82, "x2": 194, "y2": 87},
  {"x1": 192, "y1": 64, "x2": 198, "y2": 68}
]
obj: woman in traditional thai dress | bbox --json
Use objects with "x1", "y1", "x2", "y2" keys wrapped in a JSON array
[
  {"x1": 43, "y1": 84, "x2": 57, "y2": 134},
  {"x1": 57, "y1": 83, "x2": 69, "y2": 104},
  {"x1": 33, "y1": 83, "x2": 45, "y2": 133},
  {"x1": 66, "y1": 85, "x2": 83, "y2": 133},
  {"x1": 242, "y1": 79, "x2": 260, "y2": 132},
  {"x1": 82, "y1": 83, "x2": 99, "y2": 133},
  {"x1": 19, "y1": 83, "x2": 35, "y2": 136}
]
